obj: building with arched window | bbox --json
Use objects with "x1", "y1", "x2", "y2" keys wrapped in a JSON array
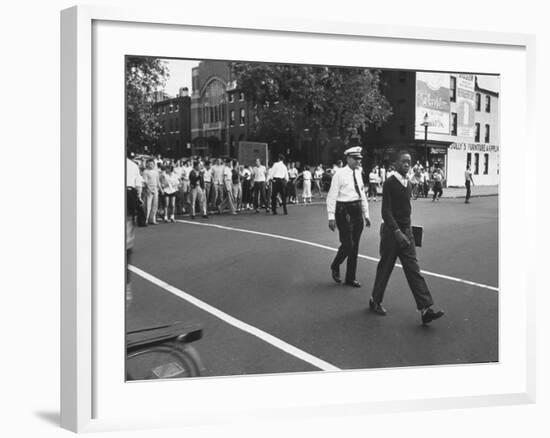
[{"x1": 190, "y1": 61, "x2": 253, "y2": 157}]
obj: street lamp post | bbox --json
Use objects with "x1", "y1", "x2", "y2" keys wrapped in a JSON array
[{"x1": 420, "y1": 113, "x2": 429, "y2": 168}]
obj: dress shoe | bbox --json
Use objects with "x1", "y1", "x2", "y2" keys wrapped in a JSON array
[
  {"x1": 369, "y1": 298, "x2": 387, "y2": 315},
  {"x1": 421, "y1": 307, "x2": 445, "y2": 325},
  {"x1": 344, "y1": 280, "x2": 361, "y2": 288},
  {"x1": 331, "y1": 268, "x2": 341, "y2": 283}
]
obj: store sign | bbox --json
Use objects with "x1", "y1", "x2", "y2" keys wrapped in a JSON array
[
  {"x1": 449, "y1": 143, "x2": 500, "y2": 152},
  {"x1": 430, "y1": 148, "x2": 447, "y2": 154},
  {"x1": 456, "y1": 74, "x2": 475, "y2": 139},
  {"x1": 415, "y1": 72, "x2": 450, "y2": 137}
]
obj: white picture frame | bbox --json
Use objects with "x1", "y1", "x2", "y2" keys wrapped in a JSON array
[{"x1": 61, "y1": 5, "x2": 536, "y2": 433}]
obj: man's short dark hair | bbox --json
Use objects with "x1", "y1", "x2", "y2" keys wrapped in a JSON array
[
  {"x1": 278, "y1": 153, "x2": 285, "y2": 161},
  {"x1": 395, "y1": 150, "x2": 411, "y2": 162}
]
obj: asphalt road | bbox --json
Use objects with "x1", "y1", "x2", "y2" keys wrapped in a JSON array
[{"x1": 127, "y1": 195, "x2": 499, "y2": 377}]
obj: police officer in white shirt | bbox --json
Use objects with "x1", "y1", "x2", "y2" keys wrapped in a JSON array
[
  {"x1": 271, "y1": 154, "x2": 289, "y2": 215},
  {"x1": 326, "y1": 147, "x2": 371, "y2": 287}
]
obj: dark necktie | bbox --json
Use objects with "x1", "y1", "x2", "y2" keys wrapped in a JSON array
[{"x1": 352, "y1": 169, "x2": 362, "y2": 198}]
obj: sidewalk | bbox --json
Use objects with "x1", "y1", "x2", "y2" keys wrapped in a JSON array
[{"x1": 440, "y1": 185, "x2": 498, "y2": 199}]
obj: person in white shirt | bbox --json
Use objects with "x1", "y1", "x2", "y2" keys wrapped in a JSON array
[
  {"x1": 126, "y1": 157, "x2": 142, "y2": 308},
  {"x1": 142, "y1": 158, "x2": 160, "y2": 224},
  {"x1": 159, "y1": 165, "x2": 180, "y2": 222},
  {"x1": 251, "y1": 158, "x2": 268, "y2": 213},
  {"x1": 210, "y1": 158, "x2": 225, "y2": 211},
  {"x1": 298, "y1": 166, "x2": 313, "y2": 203},
  {"x1": 464, "y1": 165, "x2": 475, "y2": 203},
  {"x1": 287, "y1": 162, "x2": 299, "y2": 204},
  {"x1": 368, "y1": 167, "x2": 380, "y2": 201},
  {"x1": 218, "y1": 158, "x2": 237, "y2": 214},
  {"x1": 202, "y1": 160, "x2": 213, "y2": 210},
  {"x1": 326, "y1": 147, "x2": 371, "y2": 287},
  {"x1": 178, "y1": 160, "x2": 191, "y2": 213},
  {"x1": 313, "y1": 165, "x2": 324, "y2": 197},
  {"x1": 270, "y1": 154, "x2": 289, "y2": 215},
  {"x1": 432, "y1": 167, "x2": 445, "y2": 202}
]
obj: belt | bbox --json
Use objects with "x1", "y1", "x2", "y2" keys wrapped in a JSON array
[{"x1": 336, "y1": 200, "x2": 361, "y2": 205}]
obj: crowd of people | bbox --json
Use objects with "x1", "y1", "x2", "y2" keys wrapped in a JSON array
[
  {"x1": 126, "y1": 152, "x2": 451, "y2": 226},
  {"x1": 126, "y1": 153, "x2": 346, "y2": 225},
  {"x1": 364, "y1": 161, "x2": 447, "y2": 202}
]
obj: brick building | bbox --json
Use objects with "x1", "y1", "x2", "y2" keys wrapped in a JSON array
[
  {"x1": 190, "y1": 61, "x2": 254, "y2": 158},
  {"x1": 151, "y1": 87, "x2": 192, "y2": 158},
  {"x1": 366, "y1": 70, "x2": 500, "y2": 187}
]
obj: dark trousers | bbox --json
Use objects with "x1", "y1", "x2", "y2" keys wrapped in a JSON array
[
  {"x1": 368, "y1": 183, "x2": 378, "y2": 198},
  {"x1": 253, "y1": 181, "x2": 267, "y2": 210},
  {"x1": 271, "y1": 178, "x2": 287, "y2": 213},
  {"x1": 371, "y1": 224, "x2": 434, "y2": 310},
  {"x1": 432, "y1": 181, "x2": 443, "y2": 200},
  {"x1": 465, "y1": 180, "x2": 471, "y2": 201},
  {"x1": 288, "y1": 178, "x2": 297, "y2": 200},
  {"x1": 331, "y1": 201, "x2": 364, "y2": 282}
]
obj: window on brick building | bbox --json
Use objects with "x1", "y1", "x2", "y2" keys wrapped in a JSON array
[
  {"x1": 475, "y1": 93, "x2": 481, "y2": 111},
  {"x1": 451, "y1": 112, "x2": 457, "y2": 135},
  {"x1": 230, "y1": 110, "x2": 235, "y2": 127},
  {"x1": 484, "y1": 124, "x2": 490, "y2": 143},
  {"x1": 484, "y1": 153, "x2": 489, "y2": 175},
  {"x1": 475, "y1": 123, "x2": 480, "y2": 142},
  {"x1": 450, "y1": 76, "x2": 457, "y2": 102},
  {"x1": 474, "y1": 153, "x2": 480, "y2": 175},
  {"x1": 485, "y1": 95, "x2": 491, "y2": 112},
  {"x1": 239, "y1": 108, "x2": 245, "y2": 125}
]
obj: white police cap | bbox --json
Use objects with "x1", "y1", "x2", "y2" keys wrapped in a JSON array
[{"x1": 344, "y1": 146, "x2": 363, "y2": 159}]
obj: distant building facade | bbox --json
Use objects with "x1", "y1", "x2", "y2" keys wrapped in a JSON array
[
  {"x1": 367, "y1": 71, "x2": 500, "y2": 186},
  {"x1": 151, "y1": 87, "x2": 192, "y2": 158},
  {"x1": 190, "y1": 61, "x2": 254, "y2": 158}
]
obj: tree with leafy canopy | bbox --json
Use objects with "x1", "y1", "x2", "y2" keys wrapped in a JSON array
[
  {"x1": 126, "y1": 57, "x2": 170, "y2": 154},
  {"x1": 231, "y1": 63, "x2": 392, "y2": 160}
]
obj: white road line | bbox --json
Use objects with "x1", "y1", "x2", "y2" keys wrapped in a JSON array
[
  {"x1": 176, "y1": 219, "x2": 499, "y2": 292},
  {"x1": 128, "y1": 265, "x2": 341, "y2": 372}
]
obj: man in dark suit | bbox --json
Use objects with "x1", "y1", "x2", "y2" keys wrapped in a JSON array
[{"x1": 369, "y1": 150, "x2": 445, "y2": 325}]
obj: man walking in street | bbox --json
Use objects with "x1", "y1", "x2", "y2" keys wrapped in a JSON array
[
  {"x1": 432, "y1": 167, "x2": 444, "y2": 202},
  {"x1": 369, "y1": 150, "x2": 445, "y2": 325},
  {"x1": 326, "y1": 147, "x2": 371, "y2": 287},
  {"x1": 465, "y1": 164, "x2": 475, "y2": 203},
  {"x1": 271, "y1": 154, "x2": 289, "y2": 215}
]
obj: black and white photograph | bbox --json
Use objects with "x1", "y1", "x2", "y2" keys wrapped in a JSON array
[{"x1": 125, "y1": 57, "x2": 499, "y2": 380}]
